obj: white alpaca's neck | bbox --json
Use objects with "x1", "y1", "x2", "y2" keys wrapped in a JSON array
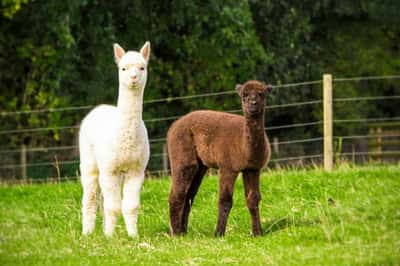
[{"x1": 117, "y1": 84, "x2": 144, "y2": 123}]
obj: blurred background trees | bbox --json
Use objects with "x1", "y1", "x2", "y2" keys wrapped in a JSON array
[{"x1": 1, "y1": 0, "x2": 399, "y2": 177}]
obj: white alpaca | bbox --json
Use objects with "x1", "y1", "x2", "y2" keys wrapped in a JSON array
[{"x1": 79, "y1": 41, "x2": 151, "y2": 237}]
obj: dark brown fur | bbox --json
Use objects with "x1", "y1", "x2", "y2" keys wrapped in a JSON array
[{"x1": 167, "y1": 80, "x2": 272, "y2": 236}]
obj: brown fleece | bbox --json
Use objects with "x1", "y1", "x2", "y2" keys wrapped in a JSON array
[{"x1": 167, "y1": 80, "x2": 272, "y2": 236}]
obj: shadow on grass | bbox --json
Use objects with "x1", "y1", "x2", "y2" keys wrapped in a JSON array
[
  {"x1": 263, "y1": 216, "x2": 321, "y2": 235},
  {"x1": 158, "y1": 217, "x2": 322, "y2": 238}
]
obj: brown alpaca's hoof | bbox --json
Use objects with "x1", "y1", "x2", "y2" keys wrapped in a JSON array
[
  {"x1": 170, "y1": 232, "x2": 186, "y2": 237},
  {"x1": 170, "y1": 227, "x2": 186, "y2": 237},
  {"x1": 214, "y1": 231, "x2": 225, "y2": 237},
  {"x1": 252, "y1": 226, "x2": 263, "y2": 236},
  {"x1": 252, "y1": 231, "x2": 262, "y2": 237}
]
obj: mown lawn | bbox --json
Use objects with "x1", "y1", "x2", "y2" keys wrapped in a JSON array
[{"x1": 0, "y1": 165, "x2": 399, "y2": 265}]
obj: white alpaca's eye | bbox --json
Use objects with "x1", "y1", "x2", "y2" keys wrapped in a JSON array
[
  {"x1": 122, "y1": 67, "x2": 126, "y2": 71},
  {"x1": 140, "y1": 67, "x2": 145, "y2": 71}
]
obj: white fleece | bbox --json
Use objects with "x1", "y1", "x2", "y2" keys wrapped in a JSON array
[{"x1": 79, "y1": 42, "x2": 151, "y2": 237}]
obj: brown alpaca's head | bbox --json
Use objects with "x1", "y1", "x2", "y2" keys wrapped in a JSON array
[{"x1": 236, "y1": 80, "x2": 272, "y2": 118}]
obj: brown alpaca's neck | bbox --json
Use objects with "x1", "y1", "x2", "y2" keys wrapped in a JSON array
[{"x1": 243, "y1": 114, "x2": 266, "y2": 161}]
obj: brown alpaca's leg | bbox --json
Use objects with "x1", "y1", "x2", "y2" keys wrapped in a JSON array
[
  {"x1": 169, "y1": 164, "x2": 198, "y2": 235},
  {"x1": 242, "y1": 169, "x2": 262, "y2": 236},
  {"x1": 215, "y1": 169, "x2": 238, "y2": 237},
  {"x1": 182, "y1": 164, "x2": 208, "y2": 233}
]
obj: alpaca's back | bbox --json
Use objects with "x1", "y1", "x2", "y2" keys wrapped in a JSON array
[
  {"x1": 79, "y1": 104, "x2": 118, "y2": 167},
  {"x1": 168, "y1": 110, "x2": 242, "y2": 139},
  {"x1": 168, "y1": 110, "x2": 268, "y2": 171},
  {"x1": 80, "y1": 104, "x2": 118, "y2": 145}
]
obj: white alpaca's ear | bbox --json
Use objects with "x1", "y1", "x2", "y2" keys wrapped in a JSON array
[
  {"x1": 140, "y1": 41, "x2": 151, "y2": 63},
  {"x1": 113, "y1": 43, "x2": 125, "y2": 64}
]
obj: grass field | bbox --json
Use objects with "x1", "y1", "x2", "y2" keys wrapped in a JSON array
[{"x1": 0, "y1": 164, "x2": 399, "y2": 265}]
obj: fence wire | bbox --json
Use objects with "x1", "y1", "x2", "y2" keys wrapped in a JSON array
[
  {"x1": 334, "y1": 75, "x2": 400, "y2": 82},
  {"x1": 334, "y1": 116, "x2": 400, "y2": 124},
  {"x1": 1, "y1": 75, "x2": 399, "y2": 183},
  {"x1": 334, "y1": 95, "x2": 400, "y2": 102},
  {"x1": 0, "y1": 80, "x2": 323, "y2": 117}
]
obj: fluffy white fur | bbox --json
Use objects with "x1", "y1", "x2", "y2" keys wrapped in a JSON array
[{"x1": 79, "y1": 41, "x2": 151, "y2": 237}]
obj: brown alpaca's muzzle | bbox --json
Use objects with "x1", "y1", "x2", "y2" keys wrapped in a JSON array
[{"x1": 245, "y1": 104, "x2": 263, "y2": 118}]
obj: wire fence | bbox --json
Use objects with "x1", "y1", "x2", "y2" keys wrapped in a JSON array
[{"x1": 1, "y1": 75, "x2": 399, "y2": 184}]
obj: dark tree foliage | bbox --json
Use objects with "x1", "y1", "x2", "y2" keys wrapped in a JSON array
[
  {"x1": 249, "y1": 0, "x2": 400, "y2": 138},
  {"x1": 0, "y1": 0, "x2": 399, "y2": 176},
  {"x1": 0, "y1": 0, "x2": 269, "y2": 173}
]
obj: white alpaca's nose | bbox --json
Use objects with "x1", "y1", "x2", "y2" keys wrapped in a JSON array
[
  {"x1": 129, "y1": 74, "x2": 139, "y2": 83},
  {"x1": 129, "y1": 69, "x2": 138, "y2": 82}
]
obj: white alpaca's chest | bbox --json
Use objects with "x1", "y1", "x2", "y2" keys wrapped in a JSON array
[
  {"x1": 81, "y1": 104, "x2": 150, "y2": 173},
  {"x1": 106, "y1": 121, "x2": 149, "y2": 170}
]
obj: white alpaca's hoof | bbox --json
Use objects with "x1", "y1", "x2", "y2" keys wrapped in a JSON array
[
  {"x1": 104, "y1": 226, "x2": 116, "y2": 237},
  {"x1": 127, "y1": 229, "x2": 138, "y2": 238},
  {"x1": 82, "y1": 231, "x2": 92, "y2": 236},
  {"x1": 104, "y1": 230, "x2": 114, "y2": 237},
  {"x1": 82, "y1": 226, "x2": 95, "y2": 235}
]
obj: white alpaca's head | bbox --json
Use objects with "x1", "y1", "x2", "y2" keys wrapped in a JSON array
[{"x1": 114, "y1": 41, "x2": 151, "y2": 90}]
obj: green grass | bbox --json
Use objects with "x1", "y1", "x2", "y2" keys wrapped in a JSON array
[{"x1": 1, "y1": 164, "x2": 399, "y2": 265}]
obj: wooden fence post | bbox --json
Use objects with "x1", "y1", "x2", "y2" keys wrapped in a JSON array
[
  {"x1": 21, "y1": 144, "x2": 27, "y2": 180},
  {"x1": 323, "y1": 74, "x2": 333, "y2": 171},
  {"x1": 272, "y1": 137, "x2": 279, "y2": 154},
  {"x1": 162, "y1": 143, "x2": 169, "y2": 175}
]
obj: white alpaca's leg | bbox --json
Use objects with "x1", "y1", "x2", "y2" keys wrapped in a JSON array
[
  {"x1": 122, "y1": 171, "x2": 144, "y2": 237},
  {"x1": 81, "y1": 164, "x2": 99, "y2": 235},
  {"x1": 80, "y1": 140, "x2": 99, "y2": 235},
  {"x1": 99, "y1": 173, "x2": 122, "y2": 236}
]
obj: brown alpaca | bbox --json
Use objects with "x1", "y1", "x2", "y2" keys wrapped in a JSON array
[{"x1": 167, "y1": 80, "x2": 272, "y2": 236}]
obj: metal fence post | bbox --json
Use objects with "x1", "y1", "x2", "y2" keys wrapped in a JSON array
[{"x1": 323, "y1": 74, "x2": 333, "y2": 171}]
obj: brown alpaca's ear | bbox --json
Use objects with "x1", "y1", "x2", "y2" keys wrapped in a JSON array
[
  {"x1": 265, "y1": 84, "x2": 273, "y2": 94},
  {"x1": 235, "y1": 84, "x2": 242, "y2": 94},
  {"x1": 113, "y1": 43, "x2": 125, "y2": 64}
]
